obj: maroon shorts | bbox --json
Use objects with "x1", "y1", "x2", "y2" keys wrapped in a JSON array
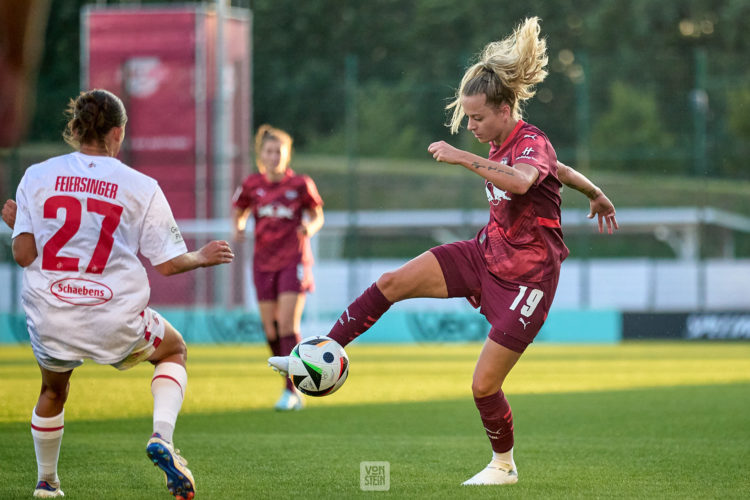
[
  {"x1": 253, "y1": 261, "x2": 314, "y2": 301},
  {"x1": 430, "y1": 239, "x2": 559, "y2": 353}
]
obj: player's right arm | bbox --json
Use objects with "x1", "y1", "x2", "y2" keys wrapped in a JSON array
[
  {"x1": 11, "y1": 232, "x2": 37, "y2": 267},
  {"x1": 232, "y1": 207, "x2": 250, "y2": 241},
  {"x1": 428, "y1": 141, "x2": 538, "y2": 195},
  {"x1": 2, "y1": 199, "x2": 17, "y2": 229},
  {"x1": 230, "y1": 180, "x2": 254, "y2": 241},
  {"x1": 154, "y1": 240, "x2": 234, "y2": 276},
  {"x1": 6, "y1": 180, "x2": 38, "y2": 267}
]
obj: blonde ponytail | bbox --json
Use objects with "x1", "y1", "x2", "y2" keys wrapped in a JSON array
[{"x1": 447, "y1": 17, "x2": 549, "y2": 133}]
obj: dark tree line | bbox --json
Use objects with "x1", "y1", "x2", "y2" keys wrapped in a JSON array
[{"x1": 27, "y1": 0, "x2": 750, "y2": 176}]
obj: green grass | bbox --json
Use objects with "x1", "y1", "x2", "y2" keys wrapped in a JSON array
[{"x1": 1, "y1": 342, "x2": 749, "y2": 498}]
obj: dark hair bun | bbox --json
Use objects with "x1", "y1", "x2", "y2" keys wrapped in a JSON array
[{"x1": 63, "y1": 89, "x2": 127, "y2": 150}]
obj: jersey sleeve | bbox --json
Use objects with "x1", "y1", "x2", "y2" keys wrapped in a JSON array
[
  {"x1": 139, "y1": 185, "x2": 188, "y2": 266},
  {"x1": 513, "y1": 134, "x2": 552, "y2": 187},
  {"x1": 232, "y1": 178, "x2": 254, "y2": 210},
  {"x1": 11, "y1": 174, "x2": 34, "y2": 238},
  {"x1": 300, "y1": 175, "x2": 323, "y2": 208}
]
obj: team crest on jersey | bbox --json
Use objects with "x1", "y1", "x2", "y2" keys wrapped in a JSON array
[
  {"x1": 285, "y1": 190, "x2": 298, "y2": 200},
  {"x1": 256, "y1": 188, "x2": 266, "y2": 197},
  {"x1": 50, "y1": 278, "x2": 113, "y2": 306},
  {"x1": 485, "y1": 182, "x2": 512, "y2": 205}
]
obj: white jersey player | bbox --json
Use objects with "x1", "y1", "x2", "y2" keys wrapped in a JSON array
[
  {"x1": 2, "y1": 89, "x2": 233, "y2": 500},
  {"x1": 15, "y1": 152, "x2": 188, "y2": 365}
]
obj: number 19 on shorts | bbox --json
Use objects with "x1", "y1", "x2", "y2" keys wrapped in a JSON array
[{"x1": 508, "y1": 285, "x2": 544, "y2": 317}]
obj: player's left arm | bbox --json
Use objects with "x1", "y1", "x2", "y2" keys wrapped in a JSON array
[
  {"x1": 557, "y1": 161, "x2": 619, "y2": 234},
  {"x1": 300, "y1": 205, "x2": 324, "y2": 237},
  {"x1": 427, "y1": 141, "x2": 538, "y2": 194},
  {"x1": 154, "y1": 240, "x2": 234, "y2": 276}
]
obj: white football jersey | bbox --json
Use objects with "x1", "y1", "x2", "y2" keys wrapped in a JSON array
[{"x1": 12, "y1": 152, "x2": 188, "y2": 363}]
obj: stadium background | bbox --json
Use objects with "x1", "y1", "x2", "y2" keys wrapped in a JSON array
[{"x1": 2, "y1": 0, "x2": 750, "y2": 344}]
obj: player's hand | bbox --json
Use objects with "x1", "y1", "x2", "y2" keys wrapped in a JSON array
[
  {"x1": 587, "y1": 192, "x2": 619, "y2": 234},
  {"x1": 2, "y1": 199, "x2": 17, "y2": 229},
  {"x1": 198, "y1": 240, "x2": 234, "y2": 267},
  {"x1": 428, "y1": 141, "x2": 464, "y2": 165}
]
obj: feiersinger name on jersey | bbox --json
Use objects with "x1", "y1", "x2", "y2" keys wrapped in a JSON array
[
  {"x1": 55, "y1": 176, "x2": 119, "y2": 200},
  {"x1": 51, "y1": 277, "x2": 113, "y2": 306}
]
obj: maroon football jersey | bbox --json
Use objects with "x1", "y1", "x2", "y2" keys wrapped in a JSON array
[
  {"x1": 233, "y1": 169, "x2": 323, "y2": 271},
  {"x1": 478, "y1": 120, "x2": 569, "y2": 282}
]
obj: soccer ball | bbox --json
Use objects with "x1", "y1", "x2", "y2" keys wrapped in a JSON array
[{"x1": 288, "y1": 336, "x2": 349, "y2": 397}]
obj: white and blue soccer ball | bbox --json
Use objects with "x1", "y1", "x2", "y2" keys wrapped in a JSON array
[{"x1": 289, "y1": 336, "x2": 349, "y2": 397}]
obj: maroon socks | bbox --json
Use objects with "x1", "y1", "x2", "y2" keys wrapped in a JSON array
[
  {"x1": 268, "y1": 338, "x2": 281, "y2": 357},
  {"x1": 474, "y1": 390, "x2": 514, "y2": 453},
  {"x1": 327, "y1": 283, "x2": 393, "y2": 347}
]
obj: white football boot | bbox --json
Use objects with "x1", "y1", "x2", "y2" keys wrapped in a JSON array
[
  {"x1": 461, "y1": 459, "x2": 518, "y2": 485},
  {"x1": 268, "y1": 356, "x2": 290, "y2": 376},
  {"x1": 146, "y1": 433, "x2": 196, "y2": 499},
  {"x1": 33, "y1": 481, "x2": 64, "y2": 498},
  {"x1": 274, "y1": 388, "x2": 304, "y2": 411}
]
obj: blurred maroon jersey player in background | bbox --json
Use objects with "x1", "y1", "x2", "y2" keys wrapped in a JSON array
[{"x1": 232, "y1": 124, "x2": 324, "y2": 411}]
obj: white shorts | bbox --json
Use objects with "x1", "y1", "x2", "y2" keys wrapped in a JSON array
[{"x1": 33, "y1": 308, "x2": 167, "y2": 373}]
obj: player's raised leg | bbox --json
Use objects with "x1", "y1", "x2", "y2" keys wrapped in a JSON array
[
  {"x1": 31, "y1": 366, "x2": 72, "y2": 498},
  {"x1": 268, "y1": 250, "x2": 448, "y2": 375},
  {"x1": 462, "y1": 337, "x2": 522, "y2": 486},
  {"x1": 329, "y1": 250, "x2": 448, "y2": 346},
  {"x1": 146, "y1": 317, "x2": 195, "y2": 500}
]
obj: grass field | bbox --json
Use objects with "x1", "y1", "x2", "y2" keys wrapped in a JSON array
[{"x1": 1, "y1": 342, "x2": 749, "y2": 499}]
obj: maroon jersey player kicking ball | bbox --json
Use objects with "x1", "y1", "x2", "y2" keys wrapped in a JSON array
[{"x1": 270, "y1": 17, "x2": 619, "y2": 485}]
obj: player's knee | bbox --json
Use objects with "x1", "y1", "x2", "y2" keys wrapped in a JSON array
[
  {"x1": 263, "y1": 323, "x2": 278, "y2": 341},
  {"x1": 154, "y1": 329, "x2": 188, "y2": 365},
  {"x1": 471, "y1": 374, "x2": 501, "y2": 398},
  {"x1": 276, "y1": 320, "x2": 295, "y2": 337},
  {"x1": 174, "y1": 336, "x2": 188, "y2": 363},
  {"x1": 377, "y1": 270, "x2": 406, "y2": 301}
]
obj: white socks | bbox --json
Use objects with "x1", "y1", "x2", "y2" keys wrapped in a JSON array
[
  {"x1": 31, "y1": 408, "x2": 64, "y2": 484},
  {"x1": 151, "y1": 362, "x2": 187, "y2": 443},
  {"x1": 492, "y1": 448, "x2": 516, "y2": 470},
  {"x1": 28, "y1": 363, "x2": 186, "y2": 487}
]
